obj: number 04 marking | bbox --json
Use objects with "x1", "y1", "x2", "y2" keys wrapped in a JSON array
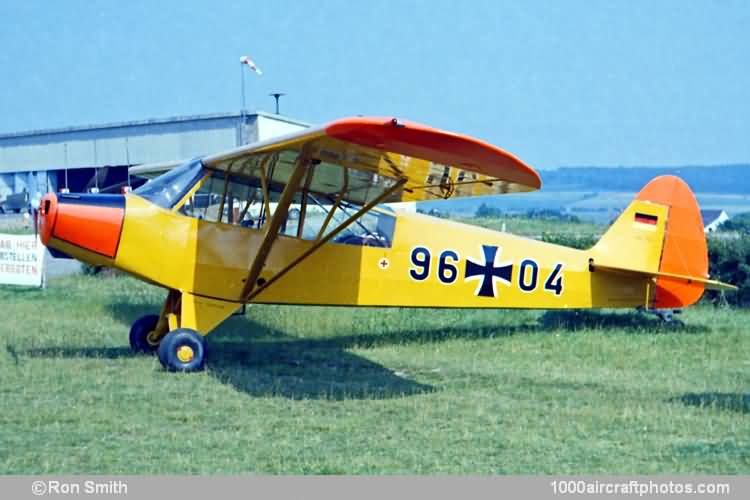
[
  {"x1": 544, "y1": 263, "x2": 564, "y2": 296},
  {"x1": 517, "y1": 259, "x2": 564, "y2": 296}
]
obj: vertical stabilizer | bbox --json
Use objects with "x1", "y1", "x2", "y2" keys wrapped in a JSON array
[{"x1": 591, "y1": 176, "x2": 707, "y2": 308}]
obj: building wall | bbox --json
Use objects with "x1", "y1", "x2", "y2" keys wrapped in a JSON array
[
  {"x1": 257, "y1": 115, "x2": 307, "y2": 141},
  {"x1": 0, "y1": 112, "x2": 308, "y2": 204},
  {"x1": 0, "y1": 114, "x2": 245, "y2": 172},
  {"x1": 0, "y1": 171, "x2": 56, "y2": 204}
]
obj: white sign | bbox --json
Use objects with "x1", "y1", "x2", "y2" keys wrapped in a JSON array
[{"x1": 0, "y1": 233, "x2": 46, "y2": 287}]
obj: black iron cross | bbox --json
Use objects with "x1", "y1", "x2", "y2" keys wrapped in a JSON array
[{"x1": 465, "y1": 245, "x2": 513, "y2": 298}]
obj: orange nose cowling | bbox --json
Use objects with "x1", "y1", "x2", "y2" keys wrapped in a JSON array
[{"x1": 40, "y1": 193, "x2": 125, "y2": 258}]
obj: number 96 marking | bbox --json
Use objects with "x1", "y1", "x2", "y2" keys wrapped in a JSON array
[{"x1": 409, "y1": 247, "x2": 460, "y2": 285}]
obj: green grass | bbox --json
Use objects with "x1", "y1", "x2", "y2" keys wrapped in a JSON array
[
  {"x1": 454, "y1": 215, "x2": 603, "y2": 239},
  {"x1": 0, "y1": 212, "x2": 35, "y2": 234},
  {"x1": 0, "y1": 226, "x2": 35, "y2": 235},
  {"x1": 1, "y1": 274, "x2": 748, "y2": 474}
]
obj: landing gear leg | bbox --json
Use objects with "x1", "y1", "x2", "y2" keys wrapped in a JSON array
[
  {"x1": 128, "y1": 289, "x2": 180, "y2": 354},
  {"x1": 134, "y1": 291, "x2": 238, "y2": 372},
  {"x1": 129, "y1": 314, "x2": 160, "y2": 353},
  {"x1": 643, "y1": 308, "x2": 683, "y2": 323}
]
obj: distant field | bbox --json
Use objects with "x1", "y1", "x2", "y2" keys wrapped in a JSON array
[
  {"x1": 420, "y1": 190, "x2": 750, "y2": 224},
  {"x1": 453, "y1": 215, "x2": 603, "y2": 239},
  {"x1": 1, "y1": 274, "x2": 748, "y2": 474}
]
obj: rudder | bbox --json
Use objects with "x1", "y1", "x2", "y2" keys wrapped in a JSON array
[
  {"x1": 591, "y1": 175, "x2": 708, "y2": 308},
  {"x1": 636, "y1": 175, "x2": 707, "y2": 308}
]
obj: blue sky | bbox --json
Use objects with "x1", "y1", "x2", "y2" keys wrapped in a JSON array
[{"x1": 1, "y1": 0, "x2": 748, "y2": 169}]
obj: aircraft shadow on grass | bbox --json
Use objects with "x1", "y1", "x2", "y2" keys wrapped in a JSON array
[
  {"x1": 672, "y1": 392, "x2": 750, "y2": 414},
  {"x1": 25, "y1": 302, "x2": 436, "y2": 400},
  {"x1": 21, "y1": 302, "x2": 707, "y2": 400},
  {"x1": 538, "y1": 309, "x2": 710, "y2": 334}
]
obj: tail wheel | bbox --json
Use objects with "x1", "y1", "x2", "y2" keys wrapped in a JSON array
[
  {"x1": 157, "y1": 329, "x2": 207, "y2": 372},
  {"x1": 129, "y1": 314, "x2": 160, "y2": 354}
]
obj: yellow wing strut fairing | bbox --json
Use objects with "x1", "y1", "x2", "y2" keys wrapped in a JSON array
[{"x1": 37, "y1": 117, "x2": 734, "y2": 372}]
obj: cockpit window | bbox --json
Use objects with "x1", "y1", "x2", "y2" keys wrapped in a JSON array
[
  {"x1": 134, "y1": 159, "x2": 206, "y2": 208},
  {"x1": 336, "y1": 205, "x2": 396, "y2": 248},
  {"x1": 300, "y1": 197, "x2": 396, "y2": 247},
  {"x1": 179, "y1": 171, "x2": 265, "y2": 227},
  {"x1": 163, "y1": 151, "x2": 397, "y2": 248}
]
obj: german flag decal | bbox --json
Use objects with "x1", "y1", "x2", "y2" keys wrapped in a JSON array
[{"x1": 634, "y1": 212, "x2": 658, "y2": 225}]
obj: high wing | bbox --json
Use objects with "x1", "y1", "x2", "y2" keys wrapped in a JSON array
[{"x1": 199, "y1": 116, "x2": 541, "y2": 204}]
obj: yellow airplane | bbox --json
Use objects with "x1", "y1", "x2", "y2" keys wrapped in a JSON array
[{"x1": 36, "y1": 117, "x2": 735, "y2": 372}]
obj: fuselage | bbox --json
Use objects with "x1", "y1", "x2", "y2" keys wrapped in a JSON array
[{"x1": 40, "y1": 191, "x2": 650, "y2": 310}]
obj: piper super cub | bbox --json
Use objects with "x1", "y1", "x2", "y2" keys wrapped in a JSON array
[{"x1": 37, "y1": 117, "x2": 735, "y2": 372}]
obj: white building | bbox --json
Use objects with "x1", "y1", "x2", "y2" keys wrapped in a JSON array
[
  {"x1": 0, "y1": 112, "x2": 308, "y2": 206},
  {"x1": 701, "y1": 209, "x2": 730, "y2": 233}
]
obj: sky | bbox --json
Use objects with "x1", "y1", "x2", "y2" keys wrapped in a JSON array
[{"x1": 0, "y1": 0, "x2": 748, "y2": 170}]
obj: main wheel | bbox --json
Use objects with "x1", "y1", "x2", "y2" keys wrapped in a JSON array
[
  {"x1": 129, "y1": 314, "x2": 160, "y2": 354},
  {"x1": 157, "y1": 328, "x2": 207, "y2": 372}
]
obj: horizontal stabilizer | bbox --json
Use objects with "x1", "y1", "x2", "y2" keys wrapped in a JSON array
[{"x1": 590, "y1": 262, "x2": 737, "y2": 292}]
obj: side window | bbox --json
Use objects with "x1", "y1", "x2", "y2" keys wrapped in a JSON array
[
  {"x1": 296, "y1": 194, "x2": 396, "y2": 247},
  {"x1": 176, "y1": 158, "x2": 397, "y2": 248},
  {"x1": 180, "y1": 172, "x2": 264, "y2": 228},
  {"x1": 330, "y1": 206, "x2": 396, "y2": 248}
]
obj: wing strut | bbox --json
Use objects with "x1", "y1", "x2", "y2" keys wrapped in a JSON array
[
  {"x1": 240, "y1": 146, "x2": 313, "y2": 299},
  {"x1": 243, "y1": 176, "x2": 407, "y2": 303},
  {"x1": 315, "y1": 166, "x2": 349, "y2": 240},
  {"x1": 296, "y1": 164, "x2": 316, "y2": 239}
]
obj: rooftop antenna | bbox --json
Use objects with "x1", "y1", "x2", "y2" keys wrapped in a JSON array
[{"x1": 269, "y1": 93, "x2": 285, "y2": 114}]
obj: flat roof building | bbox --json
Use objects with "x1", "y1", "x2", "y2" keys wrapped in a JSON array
[{"x1": 0, "y1": 112, "x2": 308, "y2": 206}]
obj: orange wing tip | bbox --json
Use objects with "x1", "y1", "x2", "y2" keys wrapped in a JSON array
[{"x1": 324, "y1": 116, "x2": 542, "y2": 190}]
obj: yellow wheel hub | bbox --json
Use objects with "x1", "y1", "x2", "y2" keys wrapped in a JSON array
[{"x1": 176, "y1": 345, "x2": 195, "y2": 363}]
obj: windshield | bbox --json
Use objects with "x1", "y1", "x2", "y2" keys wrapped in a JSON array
[{"x1": 133, "y1": 159, "x2": 206, "y2": 208}]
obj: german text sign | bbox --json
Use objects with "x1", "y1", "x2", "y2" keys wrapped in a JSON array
[{"x1": 0, "y1": 233, "x2": 46, "y2": 287}]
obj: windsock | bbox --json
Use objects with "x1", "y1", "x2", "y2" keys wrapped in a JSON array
[{"x1": 239, "y1": 55, "x2": 263, "y2": 75}]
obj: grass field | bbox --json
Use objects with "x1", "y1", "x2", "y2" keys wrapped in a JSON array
[
  {"x1": 453, "y1": 215, "x2": 603, "y2": 239},
  {"x1": 1, "y1": 273, "x2": 748, "y2": 474}
]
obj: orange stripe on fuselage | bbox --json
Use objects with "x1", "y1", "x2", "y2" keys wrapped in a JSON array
[{"x1": 53, "y1": 204, "x2": 124, "y2": 258}]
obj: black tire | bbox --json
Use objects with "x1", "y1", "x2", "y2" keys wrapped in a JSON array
[
  {"x1": 157, "y1": 329, "x2": 207, "y2": 372},
  {"x1": 129, "y1": 314, "x2": 160, "y2": 354}
]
